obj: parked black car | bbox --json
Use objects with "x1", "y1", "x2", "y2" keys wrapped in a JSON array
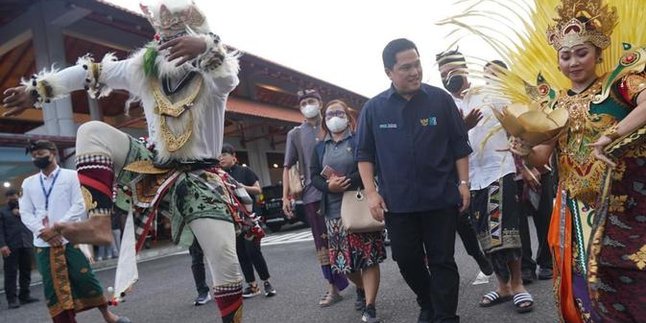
[{"x1": 257, "y1": 184, "x2": 307, "y2": 232}]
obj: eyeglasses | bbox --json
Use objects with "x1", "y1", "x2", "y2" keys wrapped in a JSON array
[{"x1": 325, "y1": 110, "x2": 347, "y2": 118}]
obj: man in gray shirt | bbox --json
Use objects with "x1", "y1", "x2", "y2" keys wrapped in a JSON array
[{"x1": 282, "y1": 89, "x2": 348, "y2": 306}]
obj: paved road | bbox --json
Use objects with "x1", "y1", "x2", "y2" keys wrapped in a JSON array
[{"x1": 0, "y1": 224, "x2": 558, "y2": 322}]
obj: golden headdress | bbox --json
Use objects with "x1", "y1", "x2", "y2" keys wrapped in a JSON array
[
  {"x1": 436, "y1": 0, "x2": 644, "y2": 147},
  {"x1": 546, "y1": 0, "x2": 619, "y2": 50}
]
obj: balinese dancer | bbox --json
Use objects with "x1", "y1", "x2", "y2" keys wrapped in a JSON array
[
  {"x1": 2, "y1": 1, "x2": 251, "y2": 322},
  {"x1": 438, "y1": 0, "x2": 646, "y2": 321}
]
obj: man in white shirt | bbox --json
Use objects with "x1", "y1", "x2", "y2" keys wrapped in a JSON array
[
  {"x1": 436, "y1": 51, "x2": 534, "y2": 312},
  {"x1": 20, "y1": 140, "x2": 129, "y2": 323},
  {"x1": 434, "y1": 50, "x2": 494, "y2": 277}
]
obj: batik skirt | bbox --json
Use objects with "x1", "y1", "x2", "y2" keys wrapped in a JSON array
[
  {"x1": 324, "y1": 217, "x2": 386, "y2": 274},
  {"x1": 35, "y1": 244, "x2": 107, "y2": 318},
  {"x1": 471, "y1": 173, "x2": 522, "y2": 282}
]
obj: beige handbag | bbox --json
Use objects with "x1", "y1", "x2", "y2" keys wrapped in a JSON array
[
  {"x1": 288, "y1": 162, "x2": 303, "y2": 196},
  {"x1": 341, "y1": 188, "x2": 385, "y2": 233}
]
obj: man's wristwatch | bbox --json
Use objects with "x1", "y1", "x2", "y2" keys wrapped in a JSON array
[{"x1": 459, "y1": 180, "x2": 470, "y2": 187}]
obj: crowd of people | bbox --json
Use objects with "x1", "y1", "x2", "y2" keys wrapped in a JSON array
[{"x1": 1, "y1": 0, "x2": 645, "y2": 322}]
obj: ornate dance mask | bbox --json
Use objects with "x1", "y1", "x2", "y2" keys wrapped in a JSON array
[{"x1": 140, "y1": 0, "x2": 208, "y2": 40}]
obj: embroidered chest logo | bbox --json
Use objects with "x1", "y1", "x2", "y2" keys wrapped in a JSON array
[
  {"x1": 378, "y1": 123, "x2": 398, "y2": 129},
  {"x1": 420, "y1": 116, "x2": 437, "y2": 127}
]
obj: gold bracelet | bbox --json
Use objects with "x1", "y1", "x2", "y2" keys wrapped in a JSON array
[{"x1": 603, "y1": 124, "x2": 621, "y2": 141}]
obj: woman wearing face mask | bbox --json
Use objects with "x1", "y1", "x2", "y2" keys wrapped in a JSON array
[
  {"x1": 310, "y1": 100, "x2": 386, "y2": 323},
  {"x1": 441, "y1": 0, "x2": 646, "y2": 321}
]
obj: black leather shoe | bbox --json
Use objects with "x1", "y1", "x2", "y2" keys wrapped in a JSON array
[
  {"x1": 538, "y1": 267, "x2": 553, "y2": 280},
  {"x1": 8, "y1": 300, "x2": 20, "y2": 309},
  {"x1": 418, "y1": 308, "x2": 432, "y2": 323},
  {"x1": 20, "y1": 296, "x2": 39, "y2": 304},
  {"x1": 522, "y1": 268, "x2": 537, "y2": 284}
]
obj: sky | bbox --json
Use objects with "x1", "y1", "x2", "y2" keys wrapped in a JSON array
[{"x1": 106, "y1": 0, "x2": 509, "y2": 98}]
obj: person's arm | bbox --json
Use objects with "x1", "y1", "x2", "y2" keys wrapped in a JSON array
[
  {"x1": 524, "y1": 142, "x2": 557, "y2": 169},
  {"x1": 455, "y1": 157, "x2": 470, "y2": 213},
  {"x1": 590, "y1": 88, "x2": 646, "y2": 167},
  {"x1": 310, "y1": 146, "x2": 330, "y2": 193},
  {"x1": 2, "y1": 55, "x2": 137, "y2": 117},
  {"x1": 18, "y1": 181, "x2": 45, "y2": 236},
  {"x1": 242, "y1": 180, "x2": 262, "y2": 196},
  {"x1": 282, "y1": 130, "x2": 298, "y2": 217},
  {"x1": 358, "y1": 162, "x2": 387, "y2": 222},
  {"x1": 162, "y1": 34, "x2": 240, "y2": 97},
  {"x1": 0, "y1": 211, "x2": 9, "y2": 257},
  {"x1": 239, "y1": 167, "x2": 262, "y2": 196},
  {"x1": 446, "y1": 94, "x2": 473, "y2": 213}
]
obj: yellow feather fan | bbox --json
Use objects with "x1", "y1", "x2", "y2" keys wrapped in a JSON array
[{"x1": 437, "y1": 0, "x2": 645, "y2": 144}]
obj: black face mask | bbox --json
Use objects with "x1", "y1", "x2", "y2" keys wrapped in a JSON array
[
  {"x1": 33, "y1": 156, "x2": 52, "y2": 170},
  {"x1": 8, "y1": 200, "x2": 19, "y2": 210},
  {"x1": 442, "y1": 74, "x2": 465, "y2": 94}
]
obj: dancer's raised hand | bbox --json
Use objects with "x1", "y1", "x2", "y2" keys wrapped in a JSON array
[
  {"x1": 3, "y1": 86, "x2": 34, "y2": 117},
  {"x1": 159, "y1": 36, "x2": 207, "y2": 66}
]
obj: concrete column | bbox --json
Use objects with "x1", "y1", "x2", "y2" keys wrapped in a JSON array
[
  {"x1": 30, "y1": 1, "x2": 78, "y2": 136},
  {"x1": 88, "y1": 98, "x2": 103, "y2": 121}
]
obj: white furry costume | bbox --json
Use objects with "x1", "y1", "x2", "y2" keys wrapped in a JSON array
[{"x1": 20, "y1": 1, "x2": 248, "y2": 322}]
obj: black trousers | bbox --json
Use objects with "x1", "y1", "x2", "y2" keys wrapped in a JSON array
[
  {"x1": 519, "y1": 172, "x2": 554, "y2": 271},
  {"x1": 456, "y1": 212, "x2": 484, "y2": 259},
  {"x1": 189, "y1": 239, "x2": 210, "y2": 296},
  {"x1": 386, "y1": 208, "x2": 460, "y2": 323},
  {"x1": 236, "y1": 235, "x2": 271, "y2": 283},
  {"x1": 3, "y1": 247, "x2": 34, "y2": 302}
]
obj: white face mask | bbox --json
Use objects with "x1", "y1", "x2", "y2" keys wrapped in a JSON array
[
  {"x1": 300, "y1": 104, "x2": 320, "y2": 119},
  {"x1": 326, "y1": 117, "x2": 349, "y2": 133}
]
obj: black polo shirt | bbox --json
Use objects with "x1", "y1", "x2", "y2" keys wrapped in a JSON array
[
  {"x1": 225, "y1": 164, "x2": 260, "y2": 201},
  {"x1": 355, "y1": 83, "x2": 472, "y2": 213}
]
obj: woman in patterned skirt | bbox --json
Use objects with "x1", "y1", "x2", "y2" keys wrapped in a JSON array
[{"x1": 311, "y1": 100, "x2": 386, "y2": 323}]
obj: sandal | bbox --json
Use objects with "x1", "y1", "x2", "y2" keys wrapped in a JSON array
[
  {"x1": 479, "y1": 291, "x2": 512, "y2": 307},
  {"x1": 319, "y1": 291, "x2": 342, "y2": 307},
  {"x1": 513, "y1": 292, "x2": 534, "y2": 313}
]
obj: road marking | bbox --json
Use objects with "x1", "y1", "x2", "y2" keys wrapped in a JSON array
[{"x1": 261, "y1": 230, "x2": 313, "y2": 246}]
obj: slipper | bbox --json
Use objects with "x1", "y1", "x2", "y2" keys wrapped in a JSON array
[
  {"x1": 513, "y1": 292, "x2": 534, "y2": 313},
  {"x1": 479, "y1": 291, "x2": 512, "y2": 307},
  {"x1": 319, "y1": 292, "x2": 342, "y2": 307}
]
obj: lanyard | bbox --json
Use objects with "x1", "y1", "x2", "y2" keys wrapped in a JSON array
[{"x1": 39, "y1": 170, "x2": 60, "y2": 211}]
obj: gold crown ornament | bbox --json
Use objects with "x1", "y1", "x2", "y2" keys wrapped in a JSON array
[
  {"x1": 140, "y1": 0, "x2": 208, "y2": 39},
  {"x1": 546, "y1": 0, "x2": 618, "y2": 51}
]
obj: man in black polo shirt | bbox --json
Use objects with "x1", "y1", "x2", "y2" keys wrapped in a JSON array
[
  {"x1": 220, "y1": 144, "x2": 276, "y2": 299},
  {"x1": 356, "y1": 38, "x2": 472, "y2": 323}
]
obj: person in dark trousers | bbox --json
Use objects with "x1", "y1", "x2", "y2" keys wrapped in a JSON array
[
  {"x1": 282, "y1": 89, "x2": 349, "y2": 306},
  {"x1": 355, "y1": 38, "x2": 472, "y2": 323},
  {"x1": 188, "y1": 237, "x2": 211, "y2": 306},
  {"x1": 219, "y1": 144, "x2": 276, "y2": 299},
  {"x1": 516, "y1": 163, "x2": 554, "y2": 283},
  {"x1": 188, "y1": 143, "x2": 277, "y2": 306},
  {"x1": 434, "y1": 50, "x2": 494, "y2": 277},
  {"x1": 1, "y1": 188, "x2": 39, "y2": 309}
]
